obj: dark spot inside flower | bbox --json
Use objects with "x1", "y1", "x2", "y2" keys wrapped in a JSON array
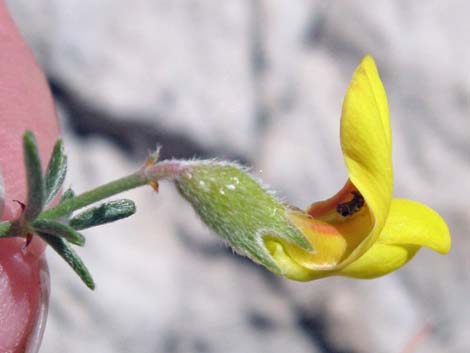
[{"x1": 336, "y1": 192, "x2": 364, "y2": 217}]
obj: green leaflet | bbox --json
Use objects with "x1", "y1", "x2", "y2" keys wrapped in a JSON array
[
  {"x1": 56, "y1": 188, "x2": 76, "y2": 222},
  {"x1": 69, "y1": 199, "x2": 136, "y2": 230},
  {"x1": 38, "y1": 232, "x2": 95, "y2": 290},
  {"x1": 45, "y1": 139, "x2": 67, "y2": 205},
  {"x1": 33, "y1": 219, "x2": 86, "y2": 246},
  {"x1": 23, "y1": 131, "x2": 45, "y2": 221},
  {"x1": 60, "y1": 188, "x2": 75, "y2": 203}
]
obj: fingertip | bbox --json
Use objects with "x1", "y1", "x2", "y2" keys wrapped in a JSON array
[
  {"x1": 0, "y1": 243, "x2": 48, "y2": 352},
  {"x1": 0, "y1": 0, "x2": 59, "y2": 216},
  {"x1": 0, "y1": 3, "x2": 59, "y2": 351}
]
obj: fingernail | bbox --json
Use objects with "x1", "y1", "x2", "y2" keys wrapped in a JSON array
[{"x1": 24, "y1": 255, "x2": 50, "y2": 353}]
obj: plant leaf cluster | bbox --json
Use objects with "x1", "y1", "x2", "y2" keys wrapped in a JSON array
[{"x1": 0, "y1": 131, "x2": 136, "y2": 289}]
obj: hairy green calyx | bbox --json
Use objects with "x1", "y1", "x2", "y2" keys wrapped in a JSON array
[{"x1": 175, "y1": 162, "x2": 311, "y2": 273}]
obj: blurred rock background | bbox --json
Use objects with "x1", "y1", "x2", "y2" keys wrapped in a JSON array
[{"x1": 6, "y1": 1, "x2": 470, "y2": 352}]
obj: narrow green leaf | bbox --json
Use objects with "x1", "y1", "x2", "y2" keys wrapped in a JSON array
[
  {"x1": 38, "y1": 232, "x2": 95, "y2": 290},
  {"x1": 69, "y1": 199, "x2": 136, "y2": 230},
  {"x1": 23, "y1": 131, "x2": 45, "y2": 221},
  {"x1": 60, "y1": 188, "x2": 75, "y2": 203},
  {"x1": 33, "y1": 219, "x2": 85, "y2": 246},
  {"x1": 45, "y1": 139, "x2": 67, "y2": 205},
  {"x1": 0, "y1": 221, "x2": 12, "y2": 237},
  {"x1": 57, "y1": 188, "x2": 76, "y2": 222}
]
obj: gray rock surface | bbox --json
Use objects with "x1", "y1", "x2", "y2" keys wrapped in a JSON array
[{"x1": 5, "y1": 0, "x2": 470, "y2": 352}]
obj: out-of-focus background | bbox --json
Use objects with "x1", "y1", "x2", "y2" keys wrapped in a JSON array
[{"x1": 7, "y1": 1, "x2": 470, "y2": 352}]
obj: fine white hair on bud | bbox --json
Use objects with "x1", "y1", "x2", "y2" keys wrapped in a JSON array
[{"x1": 173, "y1": 160, "x2": 312, "y2": 274}]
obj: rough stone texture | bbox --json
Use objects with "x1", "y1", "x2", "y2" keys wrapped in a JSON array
[
  {"x1": 5, "y1": 1, "x2": 469, "y2": 352},
  {"x1": 8, "y1": 0, "x2": 257, "y2": 155}
]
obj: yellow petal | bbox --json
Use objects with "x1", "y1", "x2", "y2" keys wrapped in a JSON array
[
  {"x1": 339, "y1": 55, "x2": 393, "y2": 261},
  {"x1": 262, "y1": 57, "x2": 450, "y2": 281},
  {"x1": 378, "y1": 198, "x2": 451, "y2": 254},
  {"x1": 274, "y1": 55, "x2": 393, "y2": 274},
  {"x1": 285, "y1": 193, "x2": 373, "y2": 270},
  {"x1": 338, "y1": 198, "x2": 450, "y2": 278},
  {"x1": 265, "y1": 239, "x2": 326, "y2": 281},
  {"x1": 338, "y1": 243, "x2": 419, "y2": 278}
]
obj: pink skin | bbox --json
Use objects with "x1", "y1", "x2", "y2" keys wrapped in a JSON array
[{"x1": 0, "y1": 1, "x2": 59, "y2": 352}]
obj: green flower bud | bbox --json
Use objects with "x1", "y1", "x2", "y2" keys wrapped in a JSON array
[{"x1": 174, "y1": 161, "x2": 312, "y2": 274}]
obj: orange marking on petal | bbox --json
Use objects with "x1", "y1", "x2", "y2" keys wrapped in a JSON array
[
  {"x1": 290, "y1": 213, "x2": 341, "y2": 236},
  {"x1": 283, "y1": 193, "x2": 374, "y2": 270},
  {"x1": 307, "y1": 180, "x2": 358, "y2": 220},
  {"x1": 309, "y1": 221, "x2": 341, "y2": 236}
]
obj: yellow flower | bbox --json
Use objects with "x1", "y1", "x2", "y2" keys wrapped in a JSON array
[
  {"x1": 265, "y1": 55, "x2": 451, "y2": 280},
  {"x1": 174, "y1": 55, "x2": 450, "y2": 281}
]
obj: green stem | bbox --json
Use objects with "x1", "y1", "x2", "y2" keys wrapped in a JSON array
[
  {"x1": 37, "y1": 160, "x2": 187, "y2": 221},
  {"x1": 39, "y1": 172, "x2": 146, "y2": 220}
]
